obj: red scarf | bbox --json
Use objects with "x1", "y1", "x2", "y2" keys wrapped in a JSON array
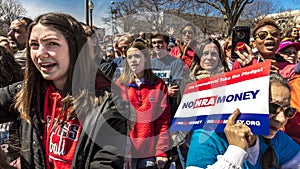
[{"x1": 43, "y1": 85, "x2": 82, "y2": 169}]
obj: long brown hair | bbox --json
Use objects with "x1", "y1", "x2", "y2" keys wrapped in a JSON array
[
  {"x1": 15, "y1": 13, "x2": 92, "y2": 123},
  {"x1": 119, "y1": 41, "x2": 157, "y2": 85},
  {"x1": 189, "y1": 38, "x2": 229, "y2": 80}
]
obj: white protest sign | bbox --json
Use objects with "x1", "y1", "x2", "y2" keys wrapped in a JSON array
[
  {"x1": 171, "y1": 61, "x2": 271, "y2": 135},
  {"x1": 153, "y1": 70, "x2": 171, "y2": 86}
]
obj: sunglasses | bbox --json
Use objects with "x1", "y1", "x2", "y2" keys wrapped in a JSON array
[
  {"x1": 282, "y1": 50, "x2": 298, "y2": 56},
  {"x1": 182, "y1": 30, "x2": 194, "y2": 35},
  {"x1": 269, "y1": 102, "x2": 297, "y2": 118},
  {"x1": 255, "y1": 29, "x2": 280, "y2": 40},
  {"x1": 118, "y1": 46, "x2": 129, "y2": 51},
  {"x1": 152, "y1": 40, "x2": 164, "y2": 45}
]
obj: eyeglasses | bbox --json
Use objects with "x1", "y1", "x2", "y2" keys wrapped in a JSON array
[
  {"x1": 255, "y1": 29, "x2": 281, "y2": 40},
  {"x1": 269, "y1": 102, "x2": 297, "y2": 118},
  {"x1": 152, "y1": 40, "x2": 164, "y2": 45},
  {"x1": 182, "y1": 30, "x2": 194, "y2": 35},
  {"x1": 118, "y1": 46, "x2": 129, "y2": 51},
  {"x1": 282, "y1": 50, "x2": 298, "y2": 56}
]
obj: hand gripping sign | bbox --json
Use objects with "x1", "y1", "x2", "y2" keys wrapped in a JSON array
[{"x1": 171, "y1": 61, "x2": 271, "y2": 135}]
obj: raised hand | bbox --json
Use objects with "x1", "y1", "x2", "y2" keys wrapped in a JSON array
[
  {"x1": 167, "y1": 27, "x2": 175, "y2": 36},
  {"x1": 168, "y1": 85, "x2": 179, "y2": 97},
  {"x1": 224, "y1": 109, "x2": 257, "y2": 150},
  {"x1": 235, "y1": 43, "x2": 255, "y2": 67}
]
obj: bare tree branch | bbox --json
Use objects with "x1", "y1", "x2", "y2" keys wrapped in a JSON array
[
  {"x1": 196, "y1": 0, "x2": 223, "y2": 12},
  {"x1": 0, "y1": 0, "x2": 26, "y2": 35},
  {"x1": 195, "y1": 0, "x2": 255, "y2": 37},
  {"x1": 101, "y1": 0, "x2": 283, "y2": 38}
]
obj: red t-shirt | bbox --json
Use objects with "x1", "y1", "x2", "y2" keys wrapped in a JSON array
[{"x1": 44, "y1": 85, "x2": 82, "y2": 169}]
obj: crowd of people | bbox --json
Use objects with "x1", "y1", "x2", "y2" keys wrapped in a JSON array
[{"x1": 0, "y1": 12, "x2": 299, "y2": 169}]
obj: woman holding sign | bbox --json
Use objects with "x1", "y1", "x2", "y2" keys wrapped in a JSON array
[
  {"x1": 177, "y1": 37, "x2": 230, "y2": 98},
  {"x1": 171, "y1": 37, "x2": 230, "y2": 169},
  {"x1": 186, "y1": 73, "x2": 300, "y2": 168}
]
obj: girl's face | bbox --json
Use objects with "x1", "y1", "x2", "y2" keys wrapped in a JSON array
[
  {"x1": 126, "y1": 47, "x2": 146, "y2": 78},
  {"x1": 200, "y1": 43, "x2": 220, "y2": 71},
  {"x1": 29, "y1": 23, "x2": 70, "y2": 90}
]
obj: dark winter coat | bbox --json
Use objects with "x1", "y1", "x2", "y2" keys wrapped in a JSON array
[{"x1": 0, "y1": 82, "x2": 127, "y2": 169}]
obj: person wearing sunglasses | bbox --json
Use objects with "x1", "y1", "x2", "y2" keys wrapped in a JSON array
[
  {"x1": 113, "y1": 34, "x2": 122, "y2": 59},
  {"x1": 276, "y1": 40, "x2": 300, "y2": 64},
  {"x1": 186, "y1": 73, "x2": 300, "y2": 169},
  {"x1": 136, "y1": 31, "x2": 150, "y2": 46},
  {"x1": 150, "y1": 32, "x2": 185, "y2": 118},
  {"x1": 7, "y1": 16, "x2": 33, "y2": 70},
  {"x1": 273, "y1": 40, "x2": 300, "y2": 79},
  {"x1": 232, "y1": 18, "x2": 290, "y2": 74},
  {"x1": 170, "y1": 23, "x2": 198, "y2": 68},
  {"x1": 221, "y1": 37, "x2": 236, "y2": 70},
  {"x1": 284, "y1": 27, "x2": 300, "y2": 43},
  {"x1": 111, "y1": 34, "x2": 134, "y2": 80}
]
